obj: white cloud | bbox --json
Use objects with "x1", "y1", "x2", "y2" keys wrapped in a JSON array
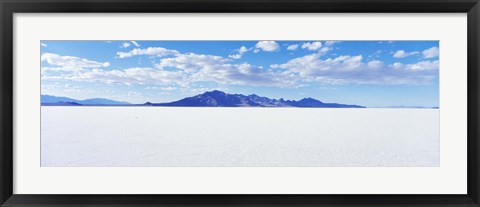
[
  {"x1": 272, "y1": 54, "x2": 365, "y2": 73},
  {"x1": 156, "y1": 53, "x2": 230, "y2": 72},
  {"x1": 41, "y1": 53, "x2": 110, "y2": 72},
  {"x1": 43, "y1": 44, "x2": 438, "y2": 89},
  {"x1": 45, "y1": 50, "x2": 298, "y2": 87},
  {"x1": 228, "y1": 54, "x2": 242, "y2": 59},
  {"x1": 367, "y1": 60, "x2": 384, "y2": 69},
  {"x1": 130, "y1": 41, "x2": 140, "y2": 47},
  {"x1": 116, "y1": 47, "x2": 179, "y2": 58},
  {"x1": 45, "y1": 53, "x2": 295, "y2": 88},
  {"x1": 271, "y1": 53, "x2": 438, "y2": 85},
  {"x1": 390, "y1": 62, "x2": 404, "y2": 69},
  {"x1": 287, "y1": 44, "x2": 299, "y2": 51},
  {"x1": 299, "y1": 41, "x2": 337, "y2": 55},
  {"x1": 238, "y1": 46, "x2": 249, "y2": 53},
  {"x1": 228, "y1": 46, "x2": 250, "y2": 59},
  {"x1": 41, "y1": 67, "x2": 83, "y2": 72},
  {"x1": 255, "y1": 41, "x2": 280, "y2": 52},
  {"x1": 156, "y1": 52, "x2": 295, "y2": 87},
  {"x1": 121, "y1": 42, "x2": 131, "y2": 48},
  {"x1": 55, "y1": 67, "x2": 186, "y2": 86},
  {"x1": 392, "y1": 50, "x2": 419, "y2": 58},
  {"x1": 301, "y1": 42, "x2": 323, "y2": 50},
  {"x1": 422, "y1": 46, "x2": 439, "y2": 59},
  {"x1": 319, "y1": 47, "x2": 333, "y2": 54},
  {"x1": 325, "y1": 41, "x2": 339, "y2": 46},
  {"x1": 41, "y1": 43, "x2": 47, "y2": 47},
  {"x1": 404, "y1": 60, "x2": 439, "y2": 71}
]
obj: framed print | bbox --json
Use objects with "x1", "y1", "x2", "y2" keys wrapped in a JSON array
[
  {"x1": 1, "y1": 0, "x2": 479, "y2": 206},
  {"x1": 38, "y1": 40, "x2": 441, "y2": 168}
]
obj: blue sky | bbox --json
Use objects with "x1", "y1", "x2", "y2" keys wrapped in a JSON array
[{"x1": 40, "y1": 40, "x2": 439, "y2": 107}]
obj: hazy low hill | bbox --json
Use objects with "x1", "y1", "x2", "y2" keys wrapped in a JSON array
[{"x1": 41, "y1": 95, "x2": 130, "y2": 106}]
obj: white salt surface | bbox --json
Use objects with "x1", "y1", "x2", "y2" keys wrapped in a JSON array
[{"x1": 41, "y1": 107, "x2": 439, "y2": 167}]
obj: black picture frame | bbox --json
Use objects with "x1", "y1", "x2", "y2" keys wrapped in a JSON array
[{"x1": 1, "y1": 0, "x2": 479, "y2": 206}]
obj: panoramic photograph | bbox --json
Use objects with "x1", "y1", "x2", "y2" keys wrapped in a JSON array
[{"x1": 40, "y1": 40, "x2": 439, "y2": 167}]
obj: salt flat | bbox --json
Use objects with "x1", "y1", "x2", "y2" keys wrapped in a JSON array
[{"x1": 41, "y1": 107, "x2": 439, "y2": 167}]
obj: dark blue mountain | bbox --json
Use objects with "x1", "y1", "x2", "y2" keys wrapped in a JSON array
[
  {"x1": 149, "y1": 90, "x2": 365, "y2": 108},
  {"x1": 41, "y1": 95, "x2": 130, "y2": 106},
  {"x1": 152, "y1": 90, "x2": 261, "y2": 107}
]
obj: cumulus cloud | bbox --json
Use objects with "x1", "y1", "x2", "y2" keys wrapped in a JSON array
[
  {"x1": 228, "y1": 46, "x2": 250, "y2": 59},
  {"x1": 41, "y1": 53, "x2": 110, "y2": 72},
  {"x1": 52, "y1": 67, "x2": 186, "y2": 86},
  {"x1": 301, "y1": 42, "x2": 323, "y2": 50},
  {"x1": 156, "y1": 53, "x2": 230, "y2": 72},
  {"x1": 272, "y1": 54, "x2": 364, "y2": 74},
  {"x1": 41, "y1": 43, "x2": 47, "y2": 47},
  {"x1": 116, "y1": 47, "x2": 179, "y2": 58},
  {"x1": 193, "y1": 62, "x2": 296, "y2": 87},
  {"x1": 255, "y1": 41, "x2": 280, "y2": 52},
  {"x1": 287, "y1": 44, "x2": 299, "y2": 51},
  {"x1": 401, "y1": 60, "x2": 439, "y2": 71},
  {"x1": 367, "y1": 60, "x2": 385, "y2": 69},
  {"x1": 300, "y1": 41, "x2": 337, "y2": 55},
  {"x1": 271, "y1": 53, "x2": 438, "y2": 85},
  {"x1": 238, "y1": 46, "x2": 249, "y2": 53},
  {"x1": 422, "y1": 46, "x2": 439, "y2": 58},
  {"x1": 392, "y1": 50, "x2": 419, "y2": 58},
  {"x1": 324, "y1": 41, "x2": 339, "y2": 46},
  {"x1": 156, "y1": 52, "x2": 295, "y2": 87},
  {"x1": 228, "y1": 54, "x2": 242, "y2": 59},
  {"x1": 43, "y1": 44, "x2": 438, "y2": 89},
  {"x1": 44, "y1": 51, "x2": 295, "y2": 87}
]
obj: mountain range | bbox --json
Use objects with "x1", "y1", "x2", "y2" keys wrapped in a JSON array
[
  {"x1": 144, "y1": 90, "x2": 365, "y2": 108},
  {"x1": 41, "y1": 91, "x2": 365, "y2": 108},
  {"x1": 41, "y1": 95, "x2": 130, "y2": 106}
]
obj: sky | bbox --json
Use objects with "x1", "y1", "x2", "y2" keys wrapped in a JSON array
[{"x1": 40, "y1": 40, "x2": 439, "y2": 107}]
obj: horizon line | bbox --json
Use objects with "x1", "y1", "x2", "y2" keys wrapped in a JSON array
[{"x1": 40, "y1": 91, "x2": 439, "y2": 108}]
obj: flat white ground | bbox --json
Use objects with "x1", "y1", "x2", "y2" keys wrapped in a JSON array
[{"x1": 41, "y1": 107, "x2": 439, "y2": 167}]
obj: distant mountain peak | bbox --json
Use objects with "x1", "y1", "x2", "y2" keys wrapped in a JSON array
[
  {"x1": 299, "y1": 97, "x2": 323, "y2": 102},
  {"x1": 148, "y1": 91, "x2": 364, "y2": 108},
  {"x1": 204, "y1": 90, "x2": 226, "y2": 95}
]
